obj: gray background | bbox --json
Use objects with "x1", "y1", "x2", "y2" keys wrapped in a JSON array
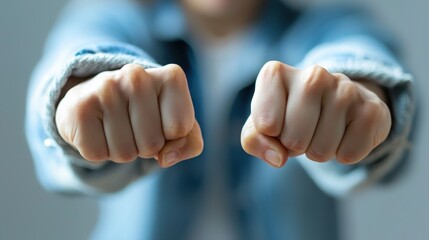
[{"x1": 0, "y1": 0, "x2": 427, "y2": 239}]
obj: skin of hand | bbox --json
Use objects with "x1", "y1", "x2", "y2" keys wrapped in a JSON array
[
  {"x1": 241, "y1": 61, "x2": 391, "y2": 168},
  {"x1": 55, "y1": 64, "x2": 204, "y2": 168}
]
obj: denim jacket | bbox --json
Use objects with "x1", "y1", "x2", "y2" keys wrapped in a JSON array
[{"x1": 25, "y1": 0, "x2": 414, "y2": 239}]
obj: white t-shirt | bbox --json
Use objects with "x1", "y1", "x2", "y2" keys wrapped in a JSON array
[{"x1": 189, "y1": 31, "x2": 250, "y2": 240}]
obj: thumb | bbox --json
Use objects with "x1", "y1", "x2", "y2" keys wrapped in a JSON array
[
  {"x1": 241, "y1": 116, "x2": 288, "y2": 168},
  {"x1": 156, "y1": 120, "x2": 204, "y2": 168}
]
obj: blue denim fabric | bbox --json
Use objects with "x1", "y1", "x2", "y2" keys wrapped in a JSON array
[{"x1": 25, "y1": 0, "x2": 414, "y2": 239}]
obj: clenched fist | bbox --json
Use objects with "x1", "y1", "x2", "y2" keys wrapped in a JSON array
[
  {"x1": 56, "y1": 64, "x2": 203, "y2": 168},
  {"x1": 241, "y1": 61, "x2": 391, "y2": 168}
]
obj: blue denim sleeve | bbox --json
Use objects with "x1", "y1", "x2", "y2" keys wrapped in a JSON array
[
  {"x1": 25, "y1": 0, "x2": 160, "y2": 195},
  {"x1": 293, "y1": 6, "x2": 415, "y2": 197}
]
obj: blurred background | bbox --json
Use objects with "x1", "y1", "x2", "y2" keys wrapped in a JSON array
[{"x1": 0, "y1": 0, "x2": 427, "y2": 239}]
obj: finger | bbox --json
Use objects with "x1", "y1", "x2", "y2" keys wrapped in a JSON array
[
  {"x1": 156, "y1": 120, "x2": 204, "y2": 168},
  {"x1": 124, "y1": 68, "x2": 165, "y2": 158},
  {"x1": 147, "y1": 64, "x2": 195, "y2": 140},
  {"x1": 306, "y1": 92, "x2": 348, "y2": 162},
  {"x1": 251, "y1": 61, "x2": 287, "y2": 137},
  {"x1": 336, "y1": 119, "x2": 373, "y2": 164},
  {"x1": 100, "y1": 80, "x2": 138, "y2": 163},
  {"x1": 241, "y1": 116, "x2": 288, "y2": 168},
  {"x1": 336, "y1": 100, "x2": 390, "y2": 164},
  {"x1": 280, "y1": 68, "x2": 330, "y2": 156},
  {"x1": 62, "y1": 104, "x2": 109, "y2": 162}
]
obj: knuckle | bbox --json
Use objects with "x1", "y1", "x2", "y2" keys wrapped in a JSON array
[
  {"x1": 253, "y1": 115, "x2": 280, "y2": 136},
  {"x1": 306, "y1": 147, "x2": 332, "y2": 163},
  {"x1": 125, "y1": 75, "x2": 151, "y2": 97},
  {"x1": 302, "y1": 65, "x2": 330, "y2": 95},
  {"x1": 100, "y1": 77, "x2": 120, "y2": 97},
  {"x1": 332, "y1": 72, "x2": 349, "y2": 81},
  {"x1": 138, "y1": 140, "x2": 165, "y2": 158},
  {"x1": 121, "y1": 63, "x2": 146, "y2": 78},
  {"x1": 121, "y1": 64, "x2": 149, "y2": 91},
  {"x1": 127, "y1": 72, "x2": 144, "y2": 89},
  {"x1": 307, "y1": 65, "x2": 329, "y2": 76},
  {"x1": 260, "y1": 61, "x2": 284, "y2": 80},
  {"x1": 164, "y1": 120, "x2": 192, "y2": 139},
  {"x1": 97, "y1": 78, "x2": 123, "y2": 107},
  {"x1": 281, "y1": 137, "x2": 307, "y2": 154},
  {"x1": 306, "y1": 65, "x2": 329, "y2": 79},
  {"x1": 164, "y1": 64, "x2": 186, "y2": 83},
  {"x1": 81, "y1": 150, "x2": 109, "y2": 163},
  {"x1": 111, "y1": 149, "x2": 138, "y2": 163},
  {"x1": 339, "y1": 80, "x2": 357, "y2": 96},
  {"x1": 336, "y1": 150, "x2": 360, "y2": 165}
]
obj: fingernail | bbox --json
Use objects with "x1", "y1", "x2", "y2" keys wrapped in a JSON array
[
  {"x1": 264, "y1": 149, "x2": 283, "y2": 167},
  {"x1": 163, "y1": 150, "x2": 180, "y2": 167}
]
